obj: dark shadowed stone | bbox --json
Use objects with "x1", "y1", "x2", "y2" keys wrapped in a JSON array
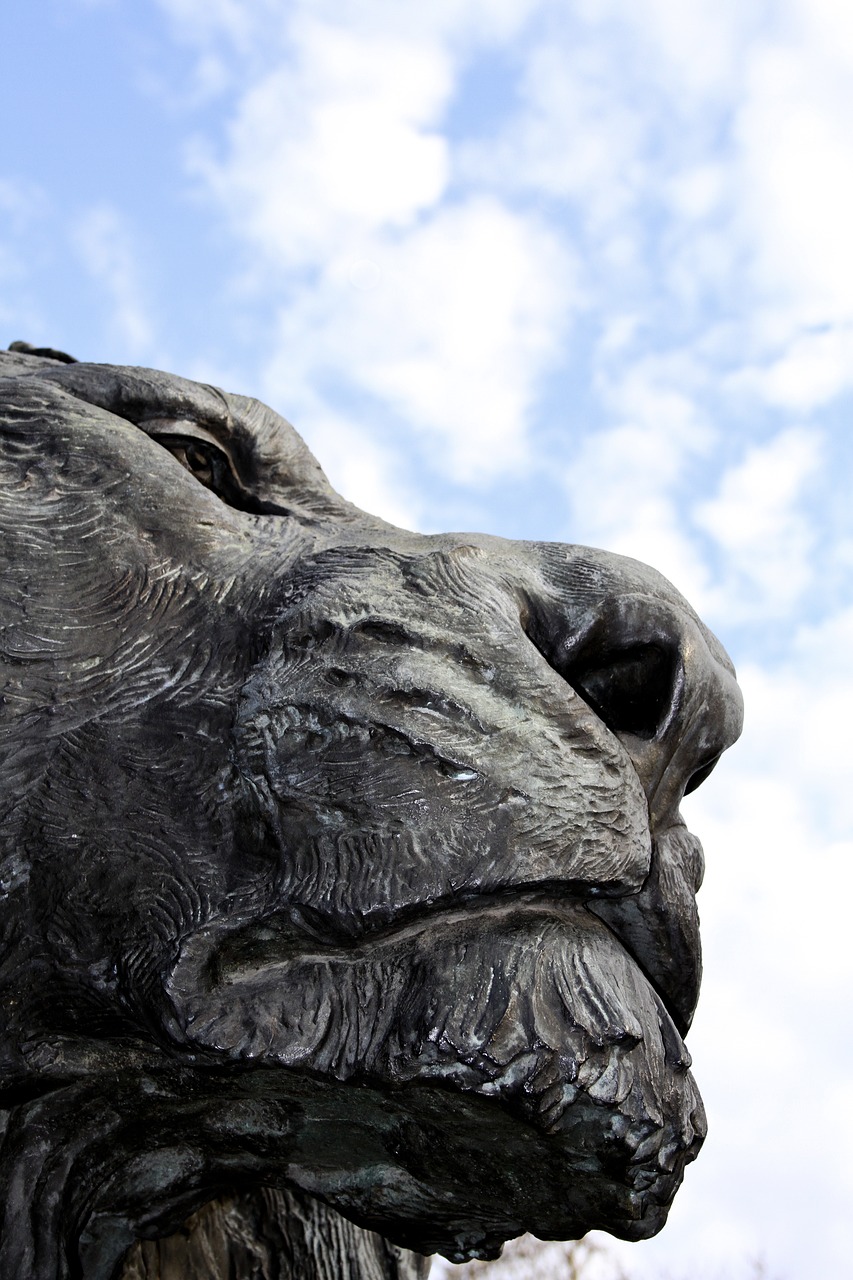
[{"x1": 0, "y1": 347, "x2": 743, "y2": 1280}]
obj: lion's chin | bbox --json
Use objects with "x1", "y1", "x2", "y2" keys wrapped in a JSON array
[{"x1": 164, "y1": 897, "x2": 705, "y2": 1257}]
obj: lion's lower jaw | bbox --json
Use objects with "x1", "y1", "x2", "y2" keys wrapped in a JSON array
[
  {"x1": 166, "y1": 900, "x2": 706, "y2": 1256},
  {"x1": 0, "y1": 905, "x2": 703, "y2": 1277}
]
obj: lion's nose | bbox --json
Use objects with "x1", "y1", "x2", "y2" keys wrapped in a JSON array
[
  {"x1": 523, "y1": 550, "x2": 743, "y2": 829},
  {"x1": 520, "y1": 546, "x2": 743, "y2": 1034}
]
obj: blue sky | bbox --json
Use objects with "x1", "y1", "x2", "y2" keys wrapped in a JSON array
[{"x1": 3, "y1": 3, "x2": 853, "y2": 1277}]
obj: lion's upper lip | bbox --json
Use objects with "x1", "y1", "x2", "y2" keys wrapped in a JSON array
[
  {"x1": 200, "y1": 869, "x2": 698, "y2": 1038},
  {"x1": 207, "y1": 888, "x2": 576, "y2": 985}
]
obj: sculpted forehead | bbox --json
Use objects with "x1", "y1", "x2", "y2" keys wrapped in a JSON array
[
  {"x1": 0, "y1": 350, "x2": 727, "y2": 681},
  {"x1": 0, "y1": 349, "x2": 728, "y2": 642}
]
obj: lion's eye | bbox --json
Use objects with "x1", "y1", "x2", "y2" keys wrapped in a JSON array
[
  {"x1": 146, "y1": 429, "x2": 246, "y2": 505},
  {"x1": 144, "y1": 421, "x2": 289, "y2": 518},
  {"x1": 158, "y1": 437, "x2": 228, "y2": 492}
]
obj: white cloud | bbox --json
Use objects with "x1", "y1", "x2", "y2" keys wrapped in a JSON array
[
  {"x1": 707, "y1": 0, "x2": 853, "y2": 410},
  {"x1": 152, "y1": 0, "x2": 853, "y2": 514},
  {"x1": 265, "y1": 198, "x2": 576, "y2": 483},
  {"x1": 733, "y1": 37, "x2": 853, "y2": 329},
  {"x1": 667, "y1": 674, "x2": 853, "y2": 1280},
  {"x1": 0, "y1": 176, "x2": 46, "y2": 231},
  {"x1": 562, "y1": 357, "x2": 714, "y2": 603},
  {"x1": 459, "y1": 0, "x2": 853, "y2": 423},
  {"x1": 157, "y1": 0, "x2": 538, "y2": 53},
  {"x1": 350, "y1": 210, "x2": 571, "y2": 478},
  {"x1": 740, "y1": 610, "x2": 853, "y2": 837},
  {"x1": 565, "y1": 424, "x2": 708, "y2": 596},
  {"x1": 291, "y1": 400, "x2": 424, "y2": 530},
  {"x1": 730, "y1": 325, "x2": 853, "y2": 411},
  {"x1": 627, "y1": 0, "x2": 750, "y2": 96},
  {"x1": 695, "y1": 426, "x2": 822, "y2": 619},
  {"x1": 147, "y1": 5, "x2": 583, "y2": 489},
  {"x1": 563, "y1": 382, "x2": 828, "y2": 636},
  {"x1": 155, "y1": 0, "x2": 277, "y2": 53},
  {"x1": 193, "y1": 18, "x2": 453, "y2": 269},
  {"x1": 459, "y1": 38, "x2": 648, "y2": 228},
  {"x1": 666, "y1": 162, "x2": 727, "y2": 222},
  {"x1": 573, "y1": 0, "x2": 754, "y2": 98},
  {"x1": 73, "y1": 205, "x2": 154, "y2": 357}
]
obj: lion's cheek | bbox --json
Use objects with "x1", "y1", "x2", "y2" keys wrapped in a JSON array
[{"x1": 232, "y1": 691, "x2": 652, "y2": 929}]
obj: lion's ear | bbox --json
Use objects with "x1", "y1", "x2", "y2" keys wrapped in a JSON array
[{"x1": 7, "y1": 341, "x2": 78, "y2": 364}]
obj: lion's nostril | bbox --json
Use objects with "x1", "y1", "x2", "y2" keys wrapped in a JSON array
[
  {"x1": 521, "y1": 589, "x2": 689, "y2": 746},
  {"x1": 566, "y1": 642, "x2": 676, "y2": 741},
  {"x1": 683, "y1": 753, "x2": 721, "y2": 796}
]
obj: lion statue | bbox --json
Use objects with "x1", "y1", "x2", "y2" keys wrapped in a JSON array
[{"x1": 0, "y1": 345, "x2": 742, "y2": 1280}]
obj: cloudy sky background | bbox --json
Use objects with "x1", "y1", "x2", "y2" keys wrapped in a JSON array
[{"x1": 3, "y1": 2, "x2": 852, "y2": 1277}]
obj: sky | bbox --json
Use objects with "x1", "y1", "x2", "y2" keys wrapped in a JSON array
[{"x1": 2, "y1": 2, "x2": 852, "y2": 1277}]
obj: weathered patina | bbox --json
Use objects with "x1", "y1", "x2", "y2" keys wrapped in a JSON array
[{"x1": 0, "y1": 347, "x2": 742, "y2": 1279}]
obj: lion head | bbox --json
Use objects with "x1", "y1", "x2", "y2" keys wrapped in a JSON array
[{"x1": 0, "y1": 347, "x2": 742, "y2": 1277}]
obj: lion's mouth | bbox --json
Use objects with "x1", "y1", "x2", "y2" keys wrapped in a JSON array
[
  {"x1": 207, "y1": 886, "x2": 633, "y2": 981},
  {"x1": 588, "y1": 821, "x2": 704, "y2": 1036},
  {"x1": 207, "y1": 877, "x2": 690, "y2": 1045},
  {"x1": 183, "y1": 819, "x2": 702, "y2": 1043},
  {"x1": 166, "y1": 839, "x2": 696, "y2": 1090},
  {"x1": 163, "y1": 832, "x2": 706, "y2": 1248}
]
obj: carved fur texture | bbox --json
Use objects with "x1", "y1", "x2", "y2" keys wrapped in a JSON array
[{"x1": 0, "y1": 350, "x2": 743, "y2": 1279}]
